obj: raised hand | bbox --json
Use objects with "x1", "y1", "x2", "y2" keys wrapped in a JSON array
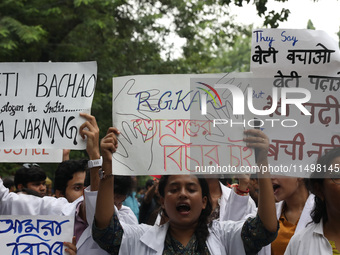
[
  {"x1": 101, "y1": 127, "x2": 119, "y2": 164},
  {"x1": 243, "y1": 129, "x2": 269, "y2": 167},
  {"x1": 79, "y1": 113, "x2": 100, "y2": 160},
  {"x1": 243, "y1": 129, "x2": 277, "y2": 233}
]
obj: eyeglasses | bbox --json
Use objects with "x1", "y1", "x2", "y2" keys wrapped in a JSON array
[{"x1": 22, "y1": 163, "x2": 40, "y2": 169}]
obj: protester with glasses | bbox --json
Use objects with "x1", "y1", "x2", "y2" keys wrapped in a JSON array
[
  {"x1": 285, "y1": 147, "x2": 340, "y2": 255},
  {"x1": 14, "y1": 163, "x2": 47, "y2": 197}
]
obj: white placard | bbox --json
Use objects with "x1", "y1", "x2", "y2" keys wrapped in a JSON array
[
  {"x1": 112, "y1": 73, "x2": 256, "y2": 176},
  {"x1": 0, "y1": 149, "x2": 62, "y2": 163},
  {"x1": 0, "y1": 62, "x2": 97, "y2": 150},
  {"x1": 0, "y1": 215, "x2": 74, "y2": 255},
  {"x1": 250, "y1": 29, "x2": 340, "y2": 177}
]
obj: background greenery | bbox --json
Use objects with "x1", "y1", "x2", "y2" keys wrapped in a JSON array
[{"x1": 0, "y1": 0, "x2": 339, "y2": 180}]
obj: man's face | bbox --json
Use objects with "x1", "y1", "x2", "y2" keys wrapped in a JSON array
[
  {"x1": 26, "y1": 180, "x2": 47, "y2": 197},
  {"x1": 64, "y1": 171, "x2": 86, "y2": 202}
]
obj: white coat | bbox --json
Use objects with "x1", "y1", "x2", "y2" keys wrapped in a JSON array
[
  {"x1": 219, "y1": 182, "x2": 257, "y2": 221},
  {"x1": 0, "y1": 178, "x2": 81, "y2": 216},
  {"x1": 117, "y1": 219, "x2": 246, "y2": 255},
  {"x1": 258, "y1": 193, "x2": 315, "y2": 255},
  {"x1": 284, "y1": 220, "x2": 332, "y2": 255},
  {"x1": 77, "y1": 188, "x2": 138, "y2": 255}
]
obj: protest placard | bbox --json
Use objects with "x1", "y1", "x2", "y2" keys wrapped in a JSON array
[
  {"x1": 249, "y1": 29, "x2": 340, "y2": 177},
  {"x1": 0, "y1": 148, "x2": 62, "y2": 163},
  {"x1": 111, "y1": 29, "x2": 340, "y2": 177},
  {"x1": 112, "y1": 73, "x2": 255, "y2": 175},
  {"x1": 0, "y1": 62, "x2": 97, "y2": 150},
  {"x1": 0, "y1": 214, "x2": 74, "y2": 255}
]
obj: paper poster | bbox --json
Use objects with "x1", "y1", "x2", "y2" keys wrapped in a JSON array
[
  {"x1": 250, "y1": 29, "x2": 340, "y2": 177},
  {"x1": 0, "y1": 215, "x2": 74, "y2": 255},
  {"x1": 111, "y1": 29, "x2": 340, "y2": 177},
  {"x1": 0, "y1": 62, "x2": 97, "y2": 150},
  {"x1": 112, "y1": 73, "x2": 255, "y2": 175},
  {"x1": 0, "y1": 148, "x2": 63, "y2": 163}
]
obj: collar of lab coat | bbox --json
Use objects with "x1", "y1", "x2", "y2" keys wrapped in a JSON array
[
  {"x1": 62, "y1": 195, "x2": 84, "y2": 216},
  {"x1": 276, "y1": 193, "x2": 314, "y2": 232},
  {"x1": 140, "y1": 222, "x2": 169, "y2": 252},
  {"x1": 313, "y1": 219, "x2": 324, "y2": 236}
]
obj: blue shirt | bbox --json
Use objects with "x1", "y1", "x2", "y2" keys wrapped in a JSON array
[{"x1": 122, "y1": 191, "x2": 139, "y2": 220}]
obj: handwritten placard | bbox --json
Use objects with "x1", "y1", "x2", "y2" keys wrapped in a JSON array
[
  {"x1": 0, "y1": 215, "x2": 74, "y2": 255},
  {"x1": 112, "y1": 73, "x2": 256, "y2": 175},
  {"x1": 0, "y1": 149, "x2": 63, "y2": 163},
  {"x1": 250, "y1": 29, "x2": 340, "y2": 177},
  {"x1": 112, "y1": 29, "x2": 340, "y2": 177},
  {"x1": 0, "y1": 62, "x2": 97, "y2": 150}
]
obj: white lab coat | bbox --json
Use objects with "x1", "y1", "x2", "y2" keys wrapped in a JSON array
[
  {"x1": 284, "y1": 220, "x2": 332, "y2": 255},
  {"x1": 219, "y1": 182, "x2": 257, "y2": 221},
  {"x1": 259, "y1": 193, "x2": 315, "y2": 255},
  {"x1": 77, "y1": 188, "x2": 138, "y2": 255},
  {"x1": 117, "y1": 219, "x2": 246, "y2": 255},
  {"x1": 0, "y1": 178, "x2": 138, "y2": 255},
  {"x1": 0, "y1": 178, "x2": 81, "y2": 216}
]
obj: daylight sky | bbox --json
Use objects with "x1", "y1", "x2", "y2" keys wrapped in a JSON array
[{"x1": 232, "y1": 0, "x2": 340, "y2": 41}]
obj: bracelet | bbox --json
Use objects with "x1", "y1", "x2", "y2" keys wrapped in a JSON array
[
  {"x1": 88, "y1": 156, "x2": 103, "y2": 168},
  {"x1": 234, "y1": 184, "x2": 249, "y2": 196},
  {"x1": 98, "y1": 168, "x2": 113, "y2": 180},
  {"x1": 236, "y1": 186, "x2": 249, "y2": 194}
]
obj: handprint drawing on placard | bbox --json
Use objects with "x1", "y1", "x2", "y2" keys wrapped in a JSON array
[{"x1": 113, "y1": 120, "x2": 155, "y2": 173}]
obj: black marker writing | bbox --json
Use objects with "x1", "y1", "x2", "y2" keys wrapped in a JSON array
[
  {"x1": 36, "y1": 73, "x2": 96, "y2": 98},
  {"x1": 43, "y1": 100, "x2": 65, "y2": 113},
  {"x1": 13, "y1": 116, "x2": 78, "y2": 145},
  {"x1": 0, "y1": 102, "x2": 24, "y2": 116},
  {"x1": 0, "y1": 120, "x2": 4, "y2": 142},
  {"x1": 0, "y1": 72, "x2": 19, "y2": 97}
]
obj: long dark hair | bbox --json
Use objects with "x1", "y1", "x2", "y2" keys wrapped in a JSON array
[
  {"x1": 158, "y1": 175, "x2": 212, "y2": 253},
  {"x1": 308, "y1": 147, "x2": 340, "y2": 223}
]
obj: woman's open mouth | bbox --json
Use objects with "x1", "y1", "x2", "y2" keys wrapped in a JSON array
[
  {"x1": 272, "y1": 184, "x2": 280, "y2": 194},
  {"x1": 176, "y1": 203, "x2": 191, "y2": 215}
]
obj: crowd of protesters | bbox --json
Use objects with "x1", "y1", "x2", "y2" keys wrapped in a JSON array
[{"x1": 0, "y1": 114, "x2": 338, "y2": 255}]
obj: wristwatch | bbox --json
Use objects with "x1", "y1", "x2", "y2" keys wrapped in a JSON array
[
  {"x1": 98, "y1": 168, "x2": 113, "y2": 180},
  {"x1": 88, "y1": 156, "x2": 102, "y2": 168}
]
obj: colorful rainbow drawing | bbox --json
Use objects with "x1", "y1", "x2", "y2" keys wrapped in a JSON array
[{"x1": 196, "y1": 82, "x2": 223, "y2": 106}]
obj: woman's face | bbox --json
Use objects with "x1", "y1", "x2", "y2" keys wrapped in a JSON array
[
  {"x1": 271, "y1": 176, "x2": 303, "y2": 202},
  {"x1": 160, "y1": 175, "x2": 207, "y2": 228},
  {"x1": 320, "y1": 156, "x2": 340, "y2": 216}
]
